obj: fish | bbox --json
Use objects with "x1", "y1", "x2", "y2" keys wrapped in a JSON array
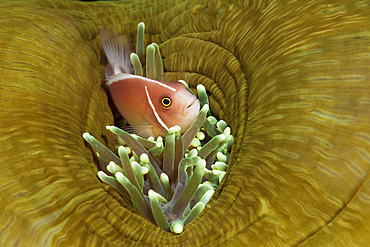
[{"x1": 100, "y1": 26, "x2": 200, "y2": 138}]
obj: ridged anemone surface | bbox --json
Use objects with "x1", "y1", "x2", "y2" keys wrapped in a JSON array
[{"x1": 1, "y1": 0, "x2": 370, "y2": 246}]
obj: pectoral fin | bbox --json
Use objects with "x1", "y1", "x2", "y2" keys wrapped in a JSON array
[{"x1": 122, "y1": 125, "x2": 155, "y2": 139}]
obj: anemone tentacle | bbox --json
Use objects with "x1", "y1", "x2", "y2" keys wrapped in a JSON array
[{"x1": 84, "y1": 101, "x2": 233, "y2": 233}]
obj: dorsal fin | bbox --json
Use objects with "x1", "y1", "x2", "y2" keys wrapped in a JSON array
[{"x1": 100, "y1": 26, "x2": 133, "y2": 76}]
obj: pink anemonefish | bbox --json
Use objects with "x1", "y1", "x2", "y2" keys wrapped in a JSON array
[{"x1": 100, "y1": 26, "x2": 200, "y2": 138}]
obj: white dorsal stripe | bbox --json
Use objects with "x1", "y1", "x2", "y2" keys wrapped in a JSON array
[
  {"x1": 145, "y1": 86, "x2": 169, "y2": 131},
  {"x1": 107, "y1": 73, "x2": 176, "y2": 91}
]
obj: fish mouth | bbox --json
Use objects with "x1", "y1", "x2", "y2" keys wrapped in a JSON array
[
  {"x1": 185, "y1": 98, "x2": 200, "y2": 113},
  {"x1": 187, "y1": 98, "x2": 198, "y2": 109},
  {"x1": 180, "y1": 97, "x2": 200, "y2": 119}
]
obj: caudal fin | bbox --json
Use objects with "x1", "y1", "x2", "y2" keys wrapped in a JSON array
[{"x1": 100, "y1": 26, "x2": 133, "y2": 77}]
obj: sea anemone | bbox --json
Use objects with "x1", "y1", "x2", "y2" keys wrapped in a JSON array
[
  {"x1": 2, "y1": 1, "x2": 370, "y2": 245},
  {"x1": 83, "y1": 22, "x2": 233, "y2": 233}
]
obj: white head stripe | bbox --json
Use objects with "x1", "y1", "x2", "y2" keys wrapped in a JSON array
[
  {"x1": 145, "y1": 86, "x2": 169, "y2": 131},
  {"x1": 107, "y1": 73, "x2": 176, "y2": 91}
]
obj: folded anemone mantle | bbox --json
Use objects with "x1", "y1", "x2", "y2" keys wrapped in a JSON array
[{"x1": 1, "y1": 0, "x2": 370, "y2": 246}]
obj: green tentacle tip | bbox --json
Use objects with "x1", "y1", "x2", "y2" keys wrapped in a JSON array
[
  {"x1": 196, "y1": 84, "x2": 210, "y2": 111},
  {"x1": 211, "y1": 161, "x2": 228, "y2": 171},
  {"x1": 207, "y1": 116, "x2": 217, "y2": 125},
  {"x1": 170, "y1": 220, "x2": 184, "y2": 234},
  {"x1": 146, "y1": 44, "x2": 156, "y2": 79},
  {"x1": 140, "y1": 153, "x2": 149, "y2": 163},
  {"x1": 217, "y1": 152, "x2": 228, "y2": 162},
  {"x1": 217, "y1": 120, "x2": 228, "y2": 133},
  {"x1": 183, "y1": 202, "x2": 205, "y2": 226},
  {"x1": 136, "y1": 22, "x2": 145, "y2": 64},
  {"x1": 82, "y1": 132, "x2": 90, "y2": 139},
  {"x1": 82, "y1": 132, "x2": 95, "y2": 144},
  {"x1": 130, "y1": 53, "x2": 142, "y2": 76},
  {"x1": 137, "y1": 22, "x2": 145, "y2": 30},
  {"x1": 152, "y1": 43, "x2": 164, "y2": 81},
  {"x1": 179, "y1": 80, "x2": 196, "y2": 96}
]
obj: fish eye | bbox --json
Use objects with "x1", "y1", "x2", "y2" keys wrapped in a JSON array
[{"x1": 161, "y1": 96, "x2": 172, "y2": 109}]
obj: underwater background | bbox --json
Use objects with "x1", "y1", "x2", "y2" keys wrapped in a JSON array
[{"x1": 1, "y1": 0, "x2": 370, "y2": 246}]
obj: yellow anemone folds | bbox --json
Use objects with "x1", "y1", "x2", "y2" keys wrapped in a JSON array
[{"x1": 1, "y1": 0, "x2": 370, "y2": 246}]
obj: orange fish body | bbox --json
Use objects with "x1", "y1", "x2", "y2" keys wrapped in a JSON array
[
  {"x1": 100, "y1": 26, "x2": 200, "y2": 138},
  {"x1": 107, "y1": 74, "x2": 199, "y2": 137}
]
